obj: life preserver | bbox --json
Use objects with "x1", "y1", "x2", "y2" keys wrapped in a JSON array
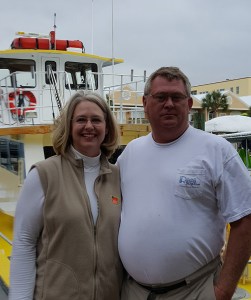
[
  {"x1": 8, "y1": 90, "x2": 36, "y2": 116},
  {"x1": 11, "y1": 37, "x2": 85, "y2": 52}
]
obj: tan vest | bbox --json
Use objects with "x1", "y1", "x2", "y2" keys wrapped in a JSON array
[{"x1": 32, "y1": 152, "x2": 123, "y2": 300}]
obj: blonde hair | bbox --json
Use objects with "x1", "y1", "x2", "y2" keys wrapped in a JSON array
[{"x1": 52, "y1": 91, "x2": 119, "y2": 158}]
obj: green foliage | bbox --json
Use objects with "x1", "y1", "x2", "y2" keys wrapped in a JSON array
[
  {"x1": 105, "y1": 93, "x2": 113, "y2": 107},
  {"x1": 241, "y1": 106, "x2": 251, "y2": 117},
  {"x1": 201, "y1": 90, "x2": 229, "y2": 117},
  {"x1": 193, "y1": 112, "x2": 205, "y2": 130},
  {"x1": 245, "y1": 107, "x2": 251, "y2": 117}
]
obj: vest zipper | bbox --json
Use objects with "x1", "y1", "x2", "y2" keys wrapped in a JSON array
[
  {"x1": 93, "y1": 225, "x2": 98, "y2": 300},
  {"x1": 93, "y1": 175, "x2": 102, "y2": 300}
]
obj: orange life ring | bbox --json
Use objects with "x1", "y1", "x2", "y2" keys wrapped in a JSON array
[{"x1": 8, "y1": 90, "x2": 36, "y2": 116}]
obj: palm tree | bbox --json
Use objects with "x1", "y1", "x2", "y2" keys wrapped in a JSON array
[
  {"x1": 201, "y1": 90, "x2": 229, "y2": 119},
  {"x1": 242, "y1": 107, "x2": 251, "y2": 117}
]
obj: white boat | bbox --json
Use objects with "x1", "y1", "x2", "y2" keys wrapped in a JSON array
[{"x1": 0, "y1": 28, "x2": 151, "y2": 293}]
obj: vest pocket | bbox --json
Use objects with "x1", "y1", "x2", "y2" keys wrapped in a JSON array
[{"x1": 42, "y1": 260, "x2": 79, "y2": 299}]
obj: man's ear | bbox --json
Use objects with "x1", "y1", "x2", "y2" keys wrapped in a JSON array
[
  {"x1": 143, "y1": 96, "x2": 147, "y2": 113},
  {"x1": 188, "y1": 97, "x2": 193, "y2": 110}
]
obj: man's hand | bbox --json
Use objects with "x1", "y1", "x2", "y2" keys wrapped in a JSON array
[{"x1": 214, "y1": 284, "x2": 233, "y2": 300}]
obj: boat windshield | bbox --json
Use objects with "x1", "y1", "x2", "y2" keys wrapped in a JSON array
[
  {"x1": 0, "y1": 58, "x2": 36, "y2": 88},
  {"x1": 64, "y1": 62, "x2": 98, "y2": 90}
]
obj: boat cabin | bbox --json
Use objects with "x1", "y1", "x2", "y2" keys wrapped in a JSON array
[{"x1": 0, "y1": 32, "x2": 122, "y2": 128}]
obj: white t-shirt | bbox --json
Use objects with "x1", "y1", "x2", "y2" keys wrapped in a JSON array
[{"x1": 117, "y1": 126, "x2": 251, "y2": 284}]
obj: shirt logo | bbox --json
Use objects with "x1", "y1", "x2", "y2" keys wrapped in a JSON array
[
  {"x1": 112, "y1": 196, "x2": 119, "y2": 205},
  {"x1": 179, "y1": 175, "x2": 201, "y2": 188}
]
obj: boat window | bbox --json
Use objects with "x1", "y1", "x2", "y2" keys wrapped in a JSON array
[
  {"x1": 64, "y1": 62, "x2": 98, "y2": 90},
  {"x1": 0, "y1": 58, "x2": 36, "y2": 88},
  {"x1": 109, "y1": 146, "x2": 125, "y2": 164},
  {"x1": 0, "y1": 138, "x2": 25, "y2": 178},
  {"x1": 45, "y1": 61, "x2": 57, "y2": 84},
  {"x1": 43, "y1": 146, "x2": 56, "y2": 159},
  {"x1": 0, "y1": 69, "x2": 11, "y2": 86}
]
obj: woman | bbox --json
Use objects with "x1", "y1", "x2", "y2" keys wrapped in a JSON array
[{"x1": 9, "y1": 91, "x2": 123, "y2": 300}]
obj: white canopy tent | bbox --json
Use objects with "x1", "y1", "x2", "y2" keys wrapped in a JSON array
[{"x1": 205, "y1": 115, "x2": 251, "y2": 133}]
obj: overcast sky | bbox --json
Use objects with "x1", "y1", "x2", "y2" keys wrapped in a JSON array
[{"x1": 1, "y1": 0, "x2": 251, "y2": 86}]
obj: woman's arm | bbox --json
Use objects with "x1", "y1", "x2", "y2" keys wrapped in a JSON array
[{"x1": 9, "y1": 168, "x2": 44, "y2": 300}]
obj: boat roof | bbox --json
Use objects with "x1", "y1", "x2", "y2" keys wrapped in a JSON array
[{"x1": 0, "y1": 49, "x2": 124, "y2": 67}]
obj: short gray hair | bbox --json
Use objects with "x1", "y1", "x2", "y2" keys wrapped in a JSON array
[{"x1": 144, "y1": 67, "x2": 191, "y2": 96}]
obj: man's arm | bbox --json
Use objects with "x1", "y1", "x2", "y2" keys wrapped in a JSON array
[{"x1": 214, "y1": 214, "x2": 251, "y2": 300}]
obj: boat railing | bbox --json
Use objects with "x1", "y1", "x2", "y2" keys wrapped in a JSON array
[
  {"x1": 0, "y1": 70, "x2": 148, "y2": 127},
  {"x1": 0, "y1": 232, "x2": 12, "y2": 246},
  {"x1": 0, "y1": 70, "x2": 72, "y2": 126},
  {"x1": 99, "y1": 71, "x2": 148, "y2": 124},
  {"x1": 46, "y1": 65, "x2": 63, "y2": 112}
]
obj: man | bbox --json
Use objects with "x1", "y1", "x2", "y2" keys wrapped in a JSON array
[{"x1": 117, "y1": 66, "x2": 251, "y2": 300}]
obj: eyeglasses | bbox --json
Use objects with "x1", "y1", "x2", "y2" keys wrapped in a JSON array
[
  {"x1": 148, "y1": 92, "x2": 188, "y2": 103},
  {"x1": 72, "y1": 116, "x2": 105, "y2": 126}
]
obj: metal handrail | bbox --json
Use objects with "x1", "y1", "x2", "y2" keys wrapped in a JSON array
[
  {"x1": 0, "y1": 70, "x2": 149, "y2": 126},
  {"x1": 0, "y1": 232, "x2": 12, "y2": 246},
  {"x1": 47, "y1": 65, "x2": 62, "y2": 111}
]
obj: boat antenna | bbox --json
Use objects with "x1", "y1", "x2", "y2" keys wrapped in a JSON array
[
  {"x1": 111, "y1": 0, "x2": 114, "y2": 72},
  {"x1": 91, "y1": 0, "x2": 94, "y2": 54},
  {"x1": 54, "y1": 13, "x2": 57, "y2": 50},
  {"x1": 49, "y1": 13, "x2": 57, "y2": 49},
  {"x1": 111, "y1": 0, "x2": 115, "y2": 113}
]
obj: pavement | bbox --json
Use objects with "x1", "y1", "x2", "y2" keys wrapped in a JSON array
[
  {"x1": 0, "y1": 282, "x2": 8, "y2": 300},
  {"x1": 232, "y1": 287, "x2": 251, "y2": 299}
]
